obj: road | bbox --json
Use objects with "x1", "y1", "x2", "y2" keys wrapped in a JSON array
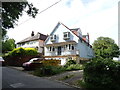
[{"x1": 2, "y1": 67, "x2": 75, "y2": 89}]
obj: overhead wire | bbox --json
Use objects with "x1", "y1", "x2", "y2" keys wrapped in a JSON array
[{"x1": 17, "y1": 0, "x2": 62, "y2": 27}]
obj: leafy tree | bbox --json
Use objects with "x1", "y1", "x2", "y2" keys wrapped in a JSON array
[
  {"x1": 2, "y1": 38, "x2": 16, "y2": 53},
  {"x1": 92, "y1": 37, "x2": 120, "y2": 59},
  {"x1": 1, "y1": 1, "x2": 38, "y2": 39}
]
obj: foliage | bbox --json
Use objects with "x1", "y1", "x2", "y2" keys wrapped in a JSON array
[
  {"x1": 83, "y1": 58, "x2": 120, "y2": 89},
  {"x1": 42, "y1": 60, "x2": 61, "y2": 66},
  {"x1": 33, "y1": 65, "x2": 66, "y2": 77},
  {"x1": 76, "y1": 80, "x2": 86, "y2": 88},
  {"x1": 2, "y1": 39, "x2": 16, "y2": 53},
  {"x1": 64, "y1": 59, "x2": 76, "y2": 67},
  {"x1": 92, "y1": 37, "x2": 120, "y2": 59},
  {"x1": 2, "y1": 2, "x2": 38, "y2": 39},
  {"x1": 6, "y1": 47, "x2": 38, "y2": 57},
  {"x1": 66, "y1": 64, "x2": 83, "y2": 71}
]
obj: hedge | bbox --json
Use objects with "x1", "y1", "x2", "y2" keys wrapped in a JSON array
[
  {"x1": 42, "y1": 60, "x2": 61, "y2": 66},
  {"x1": 33, "y1": 65, "x2": 66, "y2": 76},
  {"x1": 7, "y1": 47, "x2": 38, "y2": 57},
  {"x1": 83, "y1": 58, "x2": 120, "y2": 89}
]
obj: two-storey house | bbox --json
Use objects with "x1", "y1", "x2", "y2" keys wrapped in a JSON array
[
  {"x1": 44, "y1": 22, "x2": 94, "y2": 65},
  {"x1": 17, "y1": 31, "x2": 47, "y2": 54}
]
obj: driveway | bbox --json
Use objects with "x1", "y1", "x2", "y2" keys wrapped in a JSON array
[{"x1": 2, "y1": 67, "x2": 76, "y2": 89}]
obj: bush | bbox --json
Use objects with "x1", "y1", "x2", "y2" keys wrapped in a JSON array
[
  {"x1": 66, "y1": 64, "x2": 83, "y2": 71},
  {"x1": 83, "y1": 58, "x2": 120, "y2": 89},
  {"x1": 6, "y1": 47, "x2": 38, "y2": 57},
  {"x1": 24, "y1": 48, "x2": 38, "y2": 56},
  {"x1": 33, "y1": 65, "x2": 66, "y2": 77},
  {"x1": 64, "y1": 59, "x2": 76, "y2": 67},
  {"x1": 42, "y1": 60, "x2": 61, "y2": 66}
]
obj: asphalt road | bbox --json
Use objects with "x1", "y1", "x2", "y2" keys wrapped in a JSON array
[{"x1": 2, "y1": 67, "x2": 75, "y2": 89}]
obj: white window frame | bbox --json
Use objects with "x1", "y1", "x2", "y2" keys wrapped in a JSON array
[
  {"x1": 63, "y1": 32, "x2": 70, "y2": 40},
  {"x1": 50, "y1": 35, "x2": 56, "y2": 42}
]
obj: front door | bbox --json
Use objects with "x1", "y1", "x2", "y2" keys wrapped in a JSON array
[{"x1": 58, "y1": 46, "x2": 62, "y2": 55}]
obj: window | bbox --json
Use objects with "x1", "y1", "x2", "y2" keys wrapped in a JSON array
[
  {"x1": 49, "y1": 46, "x2": 55, "y2": 52},
  {"x1": 50, "y1": 35, "x2": 56, "y2": 42},
  {"x1": 69, "y1": 44, "x2": 71, "y2": 50},
  {"x1": 22, "y1": 43, "x2": 25, "y2": 46},
  {"x1": 49, "y1": 47, "x2": 52, "y2": 51},
  {"x1": 72, "y1": 45, "x2": 74, "y2": 50},
  {"x1": 63, "y1": 32, "x2": 70, "y2": 40},
  {"x1": 52, "y1": 47, "x2": 55, "y2": 51}
]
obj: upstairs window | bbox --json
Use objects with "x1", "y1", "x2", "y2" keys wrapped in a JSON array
[
  {"x1": 50, "y1": 35, "x2": 56, "y2": 42},
  {"x1": 63, "y1": 32, "x2": 70, "y2": 40}
]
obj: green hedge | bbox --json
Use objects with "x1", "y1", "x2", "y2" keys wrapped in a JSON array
[
  {"x1": 64, "y1": 59, "x2": 76, "y2": 67},
  {"x1": 6, "y1": 47, "x2": 38, "y2": 57},
  {"x1": 33, "y1": 65, "x2": 66, "y2": 76},
  {"x1": 66, "y1": 64, "x2": 83, "y2": 71},
  {"x1": 83, "y1": 58, "x2": 120, "y2": 89}
]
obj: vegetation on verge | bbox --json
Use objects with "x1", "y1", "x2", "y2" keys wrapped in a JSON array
[
  {"x1": 83, "y1": 58, "x2": 120, "y2": 89},
  {"x1": 64, "y1": 59, "x2": 84, "y2": 71},
  {"x1": 33, "y1": 65, "x2": 66, "y2": 77},
  {"x1": 33, "y1": 59, "x2": 84, "y2": 77}
]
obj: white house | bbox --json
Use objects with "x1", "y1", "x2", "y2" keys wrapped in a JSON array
[
  {"x1": 44, "y1": 22, "x2": 94, "y2": 65},
  {"x1": 17, "y1": 32, "x2": 47, "y2": 54}
]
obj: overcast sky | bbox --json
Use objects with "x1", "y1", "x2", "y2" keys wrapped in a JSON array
[{"x1": 7, "y1": 0, "x2": 119, "y2": 45}]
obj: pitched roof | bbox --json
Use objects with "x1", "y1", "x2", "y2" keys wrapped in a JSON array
[
  {"x1": 44, "y1": 22, "x2": 92, "y2": 48},
  {"x1": 60, "y1": 22, "x2": 92, "y2": 47},
  {"x1": 17, "y1": 32, "x2": 47, "y2": 44}
]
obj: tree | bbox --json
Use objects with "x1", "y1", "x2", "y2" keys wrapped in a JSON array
[
  {"x1": 1, "y1": 1, "x2": 38, "y2": 39},
  {"x1": 92, "y1": 37, "x2": 120, "y2": 59},
  {"x1": 2, "y1": 38, "x2": 16, "y2": 53}
]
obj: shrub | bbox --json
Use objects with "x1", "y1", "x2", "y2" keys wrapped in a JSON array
[
  {"x1": 83, "y1": 58, "x2": 120, "y2": 89},
  {"x1": 8, "y1": 47, "x2": 25, "y2": 56},
  {"x1": 66, "y1": 64, "x2": 83, "y2": 71},
  {"x1": 64, "y1": 59, "x2": 76, "y2": 67},
  {"x1": 42, "y1": 60, "x2": 61, "y2": 66},
  {"x1": 24, "y1": 48, "x2": 38, "y2": 56},
  {"x1": 6, "y1": 47, "x2": 38, "y2": 57},
  {"x1": 33, "y1": 65, "x2": 66, "y2": 77}
]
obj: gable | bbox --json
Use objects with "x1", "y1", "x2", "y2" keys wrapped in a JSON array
[
  {"x1": 45, "y1": 22, "x2": 79, "y2": 45},
  {"x1": 17, "y1": 33, "x2": 47, "y2": 44}
]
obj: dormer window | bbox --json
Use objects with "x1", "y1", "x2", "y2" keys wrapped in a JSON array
[
  {"x1": 63, "y1": 32, "x2": 70, "y2": 40},
  {"x1": 50, "y1": 35, "x2": 56, "y2": 42}
]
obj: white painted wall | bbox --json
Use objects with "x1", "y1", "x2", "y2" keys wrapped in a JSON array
[
  {"x1": 45, "y1": 23, "x2": 79, "y2": 56},
  {"x1": 45, "y1": 23, "x2": 94, "y2": 59},
  {"x1": 46, "y1": 23, "x2": 79, "y2": 44},
  {"x1": 17, "y1": 40, "x2": 44, "y2": 53},
  {"x1": 77, "y1": 40, "x2": 94, "y2": 58}
]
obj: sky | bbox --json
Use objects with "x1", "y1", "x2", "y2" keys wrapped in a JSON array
[{"x1": 7, "y1": 0, "x2": 119, "y2": 45}]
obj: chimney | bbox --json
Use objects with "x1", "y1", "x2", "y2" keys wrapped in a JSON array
[
  {"x1": 77, "y1": 28, "x2": 82, "y2": 38},
  {"x1": 31, "y1": 31, "x2": 34, "y2": 36},
  {"x1": 87, "y1": 33, "x2": 90, "y2": 43}
]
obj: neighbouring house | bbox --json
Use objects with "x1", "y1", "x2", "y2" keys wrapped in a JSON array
[
  {"x1": 17, "y1": 31, "x2": 47, "y2": 54},
  {"x1": 44, "y1": 22, "x2": 94, "y2": 65}
]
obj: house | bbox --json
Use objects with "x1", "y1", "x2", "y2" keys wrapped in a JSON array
[
  {"x1": 17, "y1": 31, "x2": 47, "y2": 54},
  {"x1": 44, "y1": 22, "x2": 94, "y2": 65}
]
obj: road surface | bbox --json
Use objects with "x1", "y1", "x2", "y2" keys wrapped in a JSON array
[{"x1": 2, "y1": 67, "x2": 76, "y2": 89}]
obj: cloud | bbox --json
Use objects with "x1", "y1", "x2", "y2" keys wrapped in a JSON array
[{"x1": 7, "y1": 0, "x2": 119, "y2": 45}]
